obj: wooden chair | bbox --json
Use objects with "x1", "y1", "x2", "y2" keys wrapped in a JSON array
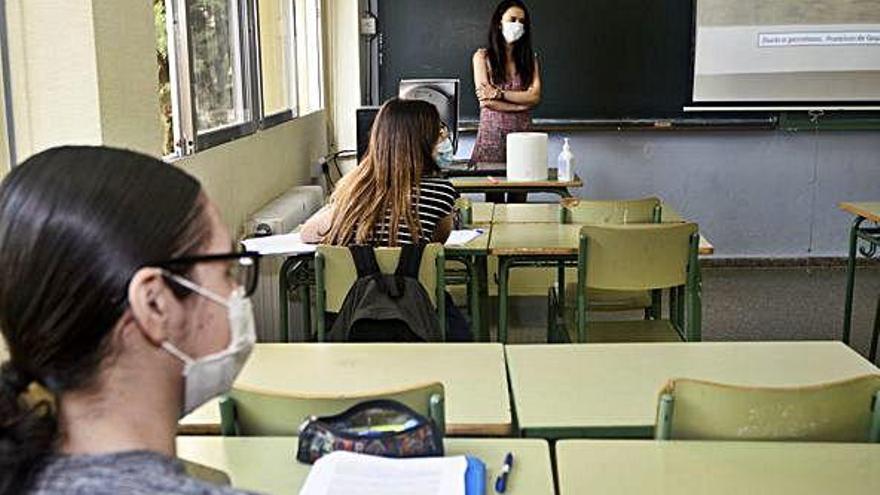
[
  {"x1": 219, "y1": 381, "x2": 446, "y2": 437},
  {"x1": 654, "y1": 375, "x2": 880, "y2": 442},
  {"x1": 549, "y1": 222, "x2": 701, "y2": 343},
  {"x1": 559, "y1": 197, "x2": 662, "y2": 318},
  {"x1": 314, "y1": 243, "x2": 446, "y2": 341}
]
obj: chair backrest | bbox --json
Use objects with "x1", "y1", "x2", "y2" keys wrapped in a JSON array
[
  {"x1": 221, "y1": 381, "x2": 446, "y2": 437},
  {"x1": 580, "y1": 223, "x2": 697, "y2": 291},
  {"x1": 454, "y1": 197, "x2": 472, "y2": 225},
  {"x1": 561, "y1": 196, "x2": 660, "y2": 224},
  {"x1": 317, "y1": 243, "x2": 442, "y2": 313},
  {"x1": 655, "y1": 375, "x2": 880, "y2": 442}
]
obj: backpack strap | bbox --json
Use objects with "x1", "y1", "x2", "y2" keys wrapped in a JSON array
[
  {"x1": 395, "y1": 243, "x2": 426, "y2": 279},
  {"x1": 348, "y1": 244, "x2": 399, "y2": 298},
  {"x1": 349, "y1": 245, "x2": 381, "y2": 278}
]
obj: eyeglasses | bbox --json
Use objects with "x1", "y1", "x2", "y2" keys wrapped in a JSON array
[{"x1": 154, "y1": 251, "x2": 261, "y2": 297}]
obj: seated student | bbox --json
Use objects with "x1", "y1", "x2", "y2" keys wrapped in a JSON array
[
  {"x1": 0, "y1": 147, "x2": 260, "y2": 495},
  {"x1": 302, "y1": 98, "x2": 471, "y2": 341}
]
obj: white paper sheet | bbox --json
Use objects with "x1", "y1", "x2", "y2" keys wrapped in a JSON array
[
  {"x1": 241, "y1": 232, "x2": 317, "y2": 255},
  {"x1": 299, "y1": 451, "x2": 467, "y2": 495},
  {"x1": 445, "y1": 229, "x2": 484, "y2": 246}
]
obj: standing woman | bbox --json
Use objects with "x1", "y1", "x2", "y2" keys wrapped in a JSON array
[{"x1": 471, "y1": 0, "x2": 541, "y2": 202}]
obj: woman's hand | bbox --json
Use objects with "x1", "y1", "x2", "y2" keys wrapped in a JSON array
[{"x1": 476, "y1": 82, "x2": 502, "y2": 101}]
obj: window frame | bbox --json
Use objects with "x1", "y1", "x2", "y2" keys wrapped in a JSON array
[
  {"x1": 164, "y1": 0, "x2": 315, "y2": 156},
  {"x1": 255, "y1": 0, "x2": 300, "y2": 130}
]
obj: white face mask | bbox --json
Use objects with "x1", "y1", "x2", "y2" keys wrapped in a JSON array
[
  {"x1": 160, "y1": 274, "x2": 256, "y2": 417},
  {"x1": 501, "y1": 21, "x2": 525, "y2": 44},
  {"x1": 433, "y1": 136, "x2": 455, "y2": 167}
]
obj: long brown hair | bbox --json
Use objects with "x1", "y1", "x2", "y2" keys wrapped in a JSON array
[
  {"x1": 324, "y1": 98, "x2": 441, "y2": 246},
  {"x1": 487, "y1": 0, "x2": 535, "y2": 87}
]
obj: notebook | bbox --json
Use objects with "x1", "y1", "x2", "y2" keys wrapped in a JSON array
[
  {"x1": 445, "y1": 229, "x2": 484, "y2": 246},
  {"x1": 299, "y1": 451, "x2": 485, "y2": 495},
  {"x1": 241, "y1": 232, "x2": 317, "y2": 255}
]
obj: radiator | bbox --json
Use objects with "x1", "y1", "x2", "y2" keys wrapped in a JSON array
[{"x1": 245, "y1": 185, "x2": 324, "y2": 342}]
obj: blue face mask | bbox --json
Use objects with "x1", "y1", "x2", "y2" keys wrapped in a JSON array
[{"x1": 433, "y1": 137, "x2": 455, "y2": 167}]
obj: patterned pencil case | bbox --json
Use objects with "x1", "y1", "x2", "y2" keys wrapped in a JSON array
[{"x1": 295, "y1": 399, "x2": 444, "y2": 464}]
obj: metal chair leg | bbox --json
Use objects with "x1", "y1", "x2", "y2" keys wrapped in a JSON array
[
  {"x1": 870, "y1": 295, "x2": 880, "y2": 363},
  {"x1": 498, "y1": 257, "x2": 511, "y2": 344},
  {"x1": 843, "y1": 216, "x2": 866, "y2": 345}
]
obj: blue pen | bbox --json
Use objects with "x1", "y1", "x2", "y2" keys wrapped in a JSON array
[
  {"x1": 475, "y1": 228, "x2": 485, "y2": 234},
  {"x1": 494, "y1": 452, "x2": 513, "y2": 493}
]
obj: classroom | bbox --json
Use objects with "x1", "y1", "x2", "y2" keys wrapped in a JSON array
[{"x1": 0, "y1": 1, "x2": 879, "y2": 494}]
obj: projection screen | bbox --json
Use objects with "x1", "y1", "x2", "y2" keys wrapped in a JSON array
[{"x1": 692, "y1": 0, "x2": 880, "y2": 105}]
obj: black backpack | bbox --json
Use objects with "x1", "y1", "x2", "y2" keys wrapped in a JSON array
[{"x1": 325, "y1": 243, "x2": 443, "y2": 342}]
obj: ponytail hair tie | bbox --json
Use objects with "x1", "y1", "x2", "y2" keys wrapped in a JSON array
[{"x1": 1, "y1": 361, "x2": 35, "y2": 394}]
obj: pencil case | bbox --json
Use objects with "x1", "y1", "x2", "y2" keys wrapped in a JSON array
[{"x1": 295, "y1": 399, "x2": 444, "y2": 464}]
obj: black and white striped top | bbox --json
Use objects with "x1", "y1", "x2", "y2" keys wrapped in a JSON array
[{"x1": 373, "y1": 177, "x2": 459, "y2": 245}]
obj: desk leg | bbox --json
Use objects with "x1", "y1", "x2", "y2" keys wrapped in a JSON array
[
  {"x1": 477, "y1": 256, "x2": 490, "y2": 342},
  {"x1": 843, "y1": 216, "x2": 865, "y2": 345},
  {"x1": 299, "y1": 285, "x2": 311, "y2": 342},
  {"x1": 870, "y1": 296, "x2": 880, "y2": 363},
  {"x1": 279, "y1": 259, "x2": 291, "y2": 343},
  {"x1": 465, "y1": 256, "x2": 483, "y2": 342},
  {"x1": 557, "y1": 262, "x2": 566, "y2": 318},
  {"x1": 498, "y1": 257, "x2": 511, "y2": 344}
]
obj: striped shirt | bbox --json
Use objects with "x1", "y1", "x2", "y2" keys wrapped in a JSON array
[{"x1": 373, "y1": 177, "x2": 458, "y2": 245}]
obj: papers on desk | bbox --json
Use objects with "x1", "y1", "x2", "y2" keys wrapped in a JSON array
[
  {"x1": 299, "y1": 451, "x2": 468, "y2": 495},
  {"x1": 445, "y1": 229, "x2": 484, "y2": 246},
  {"x1": 241, "y1": 232, "x2": 317, "y2": 255}
]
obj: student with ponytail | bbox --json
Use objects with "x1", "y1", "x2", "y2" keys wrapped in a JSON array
[{"x1": 0, "y1": 146, "x2": 260, "y2": 494}]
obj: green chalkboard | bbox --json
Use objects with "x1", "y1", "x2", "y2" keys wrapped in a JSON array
[{"x1": 378, "y1": 0, "x2": 696, "y2": 122}]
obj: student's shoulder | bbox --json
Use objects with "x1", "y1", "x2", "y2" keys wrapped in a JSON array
[
  {"x1": 31, "y1": 452, "x2": 258, "y2": 495},
  {"x1": 473, "y1": 48, "x2": 488, "y2": 61}
]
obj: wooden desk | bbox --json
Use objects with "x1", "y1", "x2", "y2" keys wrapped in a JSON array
[
  {"x1": 471, "y1": 202, "x2": 495, "y2": 224},
  {"x1": 492, "y1": 203, "x2": 560, "y2": 223},
  {"x1": 180, "y1": 343, "x2": 512, "y2": 436},
  {"x1": 450, "y1": 174, "x2": 583, "y2": 199},
  {"x1": 506, "y1": 341, "x2": 878, "y2": 438},
  {"x1": 177, "y1": 436, "x2": 555, "y2": 495},
  {"x1": 489, "y1": 223, "x2": 581, "y2": 256},
  {"x1": 446, "y1": 226, "x2": 493, "y2": 341},
  {"x1": 839, "y1": 202, "x2": 880, "y2": 362},
  {"x1": 555, "y1": 440, "x2": 880, "y2": 495},
  {"x1": 840, "y1": 202, "x2": 880, "y2": 223},
  {"x1": 489, "y1": 223, "x2": 582, "y2": 343},
  {"x1": 492, "y1": 203, "x2": 714, "y2": 254}
]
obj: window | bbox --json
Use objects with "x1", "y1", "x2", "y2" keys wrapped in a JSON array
[
  {"x1": 257, "y1": 0, "x2": 298, "y2": 126},
  {"x1": 188, "y1": 0, "x2": 255, "y2": 134},
  {"x1": 296, "y1": 0, "x2": 323, "y2": 114},
  {"x1": 157, "y1": 0, "x2": 320, "y2": 157}
]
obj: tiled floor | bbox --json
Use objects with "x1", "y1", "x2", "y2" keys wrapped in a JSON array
[{"x1": 499, "y1": 265, "x2": 880, "y2": 363}]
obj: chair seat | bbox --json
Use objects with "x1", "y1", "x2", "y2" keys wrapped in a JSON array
[
  {"x1": 563, "y1": 319, "x2": 683, "y2": 343},
  {"x1": 564, "y1": 283, "x2": 652, "y2": 311}
]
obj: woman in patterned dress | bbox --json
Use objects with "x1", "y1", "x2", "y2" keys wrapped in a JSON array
[{"x1": 471, "y1": 0, "x2": 542, "y2": 203}]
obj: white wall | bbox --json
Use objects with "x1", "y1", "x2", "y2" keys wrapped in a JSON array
[
  {"x1": 456, "y1": 130, "x2": 880, "y2": 258},
  {"x1": 324, "y1": 0, "x2": 360, "y2": 152}
]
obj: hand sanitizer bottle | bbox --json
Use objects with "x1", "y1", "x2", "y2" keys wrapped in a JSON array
[{"x1": 557, "y1": 138, "x2": 574, "y2": 181}]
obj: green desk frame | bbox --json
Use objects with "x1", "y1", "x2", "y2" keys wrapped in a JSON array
[{"x1": 843, "y1": 216, "x2": 880, "y2": 363}]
